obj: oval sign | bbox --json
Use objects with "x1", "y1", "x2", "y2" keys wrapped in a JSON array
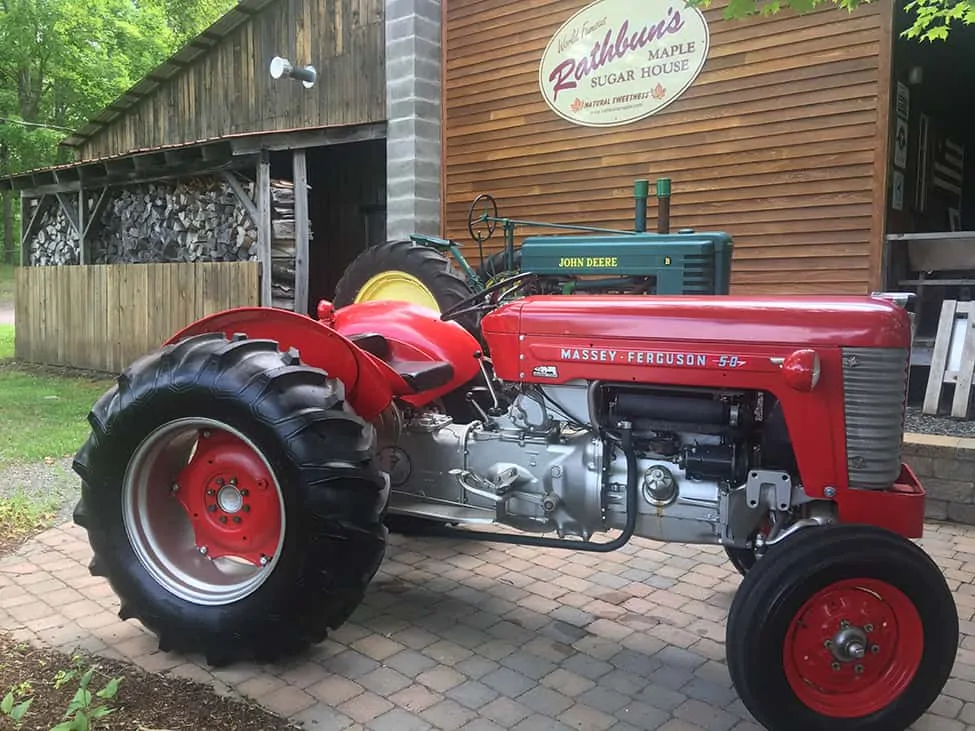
[{"x1": 538, "y1": 0, "x2": 711, "y2": 127}]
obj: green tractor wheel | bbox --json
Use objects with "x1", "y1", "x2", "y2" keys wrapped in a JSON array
[{"x1": 333, "y1": 240, "x2": 480, "y2": 333}]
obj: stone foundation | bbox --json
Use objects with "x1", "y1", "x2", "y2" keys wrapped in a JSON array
[{"x1": 902, "y1": 433, "x2": 975, "y2": 524}]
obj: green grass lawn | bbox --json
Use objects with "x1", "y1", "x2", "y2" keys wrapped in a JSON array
[{"x1": 0, "y1": 324, "x2": 114, "y2": 466}]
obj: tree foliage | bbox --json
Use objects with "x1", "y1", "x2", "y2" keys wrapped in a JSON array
[
  {"x1": 693, "y1": 0, "x2": 974, "y2": 42},
  {"x1": 0, "y1": 0, "x2": 237, "y2": 176}
]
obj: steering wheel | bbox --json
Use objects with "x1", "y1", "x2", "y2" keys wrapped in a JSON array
[
  {"x1": 440, "y1": 271, "x2": 537, "y2": 323},
  {"x1": 467, "y1": 193, "x2": 499, "y2": 243}
]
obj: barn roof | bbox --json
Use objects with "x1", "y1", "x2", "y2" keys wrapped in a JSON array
[{"x1": 60, "y1": 0, "x2": 280, "y2": 149}]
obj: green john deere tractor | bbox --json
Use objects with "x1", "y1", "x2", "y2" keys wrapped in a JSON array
[{"x1": 332, "y1": 178, "x2": 734, "y2": 330}]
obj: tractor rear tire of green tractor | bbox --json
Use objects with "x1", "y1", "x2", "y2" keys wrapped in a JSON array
[
  {"x1": 334, "y1": 239, "x2": 480, "y2": 333},
  {"x1": 71, "y1": 332, "x2": 389, "y2": 667},
  {"x1": 726, "y1": 523, "x2": 958, "y2": 731}
]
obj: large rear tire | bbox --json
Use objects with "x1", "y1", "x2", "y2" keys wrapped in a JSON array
[
  {"x1": 726, "y1": 524, "x2": 957, "y2": 731},
  {"x1": 334, "y1": 239, "x2": 480, "y2": 333},
  {"x1": 72, "y1": 333, "x2": 389, "y2": 667}
]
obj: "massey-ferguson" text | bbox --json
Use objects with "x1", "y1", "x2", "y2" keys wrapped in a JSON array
[{"x1": 559, "y1": 348, "x2": 708, "y2": 366}]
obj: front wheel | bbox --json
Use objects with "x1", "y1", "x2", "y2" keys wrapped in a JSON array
[
  {"x1": 726, "y1": 524, "x2": 958, "y2": 731},
  {"x1": 72, "y1": 333, "x2": 389, "y2": 666}
]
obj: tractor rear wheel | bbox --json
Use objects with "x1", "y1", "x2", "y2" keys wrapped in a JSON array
[
  {"x1": 726, "y1": 524, "x2": 957, "y2": 731},
  {"x1": 334, "y1": 239, "x2": 479, "y2": 332},
  {"x1": 71, "y1": 333, "x2": 389, "y2": 666}
]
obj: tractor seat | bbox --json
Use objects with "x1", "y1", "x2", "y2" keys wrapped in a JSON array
[{"x1": 348, "y1": 332, "x2": 455, "y2": 393}]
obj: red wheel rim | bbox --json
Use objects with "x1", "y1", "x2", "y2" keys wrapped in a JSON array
[{"x1": 783, "y1": 577, "x2": 924, "y2": 718}]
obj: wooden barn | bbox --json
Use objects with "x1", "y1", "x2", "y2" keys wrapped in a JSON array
[
  {"x1": 0, "y1": 0, "x2": 435, "y2": 371},
  {"x1": 2, "y1": 0, "x2": 974, "y2": 376}
]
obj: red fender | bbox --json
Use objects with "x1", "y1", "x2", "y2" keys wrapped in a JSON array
[
  {"x1": 165, "y1": 307, "x2": 402, "y2": 421},
  {"x1": 330, "y1": 299, "x2": 482, "y2": 408}
]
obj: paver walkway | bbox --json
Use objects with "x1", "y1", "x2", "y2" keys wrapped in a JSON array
[{"x1": 2, "y1": 520, "x2": 975, "y2": 731}]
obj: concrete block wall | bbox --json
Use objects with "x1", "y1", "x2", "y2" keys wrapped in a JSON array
[
  {"x1": 385, "y1": 0, "x2": 442, "y2": 240},
  {"x1": 902, "y1": 433, "x2": 975, "y2": 524}
]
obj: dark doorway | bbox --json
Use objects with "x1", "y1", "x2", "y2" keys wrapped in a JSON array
[{"x1": 306, "y1": 139, "x2": 386, "y2": 308}]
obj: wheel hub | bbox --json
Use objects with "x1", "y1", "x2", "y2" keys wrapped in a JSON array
[
  {"x1": 121, "y1": 418, "x2": 286, "y2": 607},
  {"x1": 174, "y1": 430, "x2": 281, "y2": 567},
  {"x1": 783, "y1": 578, "x2": 924, "y2": 718},
  {"x1": 828, "y1": 625, "x2": 869, "y2": 662},
  {"x1": 217, "y1": 484, "x2": 244, "y2": 513}
]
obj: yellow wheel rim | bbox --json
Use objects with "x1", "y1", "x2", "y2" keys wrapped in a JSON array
[{"x1": 353, "y1": 271, "x2": 440, "y2": 311}]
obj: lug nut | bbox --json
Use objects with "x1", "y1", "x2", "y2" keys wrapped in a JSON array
[
  {"x1": 864, "y1": 624, "x2": 874, "y2": 632},
  {"x1": 207, "y1": 505, "x2": 217, "y2": 513},
  {"x1": 240, "y1": 489, "x2": 249, "y2": 497},
  {"x1": 854, "y1": 664, "x2": 864, "y2": 674},
  {"x1": 823, "y1": 640, "x2": 833, "y2": 648},
  {"x1": 230, "y1": 477, "x2": 237, "y2": 486},
  {"x1": 870, "y1": 645, "x2": 880, "y2": 654},
  {"x1": 242, "y1": 505, "x2": 251, "y2": 513},
  {"x1": 220, "y1": 516, "x2": 228, "y2": 524},
  {"x1": 233, "y1": 516, "x2": 242, "y2": 524},
  {"x1": 831, "y1": 662, "x2": 841, "y2": 671},
  {"x1": 206, "y1": 489, "x2": 215, "y2": 496},
  {"x1": 839, "y1": 620, "x2": 849, "y2": 629},
  {"x1": 216, "y1": 478, "x2": 225, "y2": 487}
]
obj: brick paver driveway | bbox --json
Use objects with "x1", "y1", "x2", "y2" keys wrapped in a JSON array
[{"x1": 2, "y1": 520, "x2": 974, "y2": 731}]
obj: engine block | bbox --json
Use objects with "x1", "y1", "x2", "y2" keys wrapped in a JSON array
[{"x1": 382, "y1": 380, "x2": 809, "y2": 547}]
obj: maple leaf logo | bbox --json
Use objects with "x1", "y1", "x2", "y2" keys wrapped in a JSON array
[
  {"x1": 651, "y1": 83, "x2": 666, "y2": 100},
  {"x1": 570, "y1": 97, "x2": 584, "y2": 112}
]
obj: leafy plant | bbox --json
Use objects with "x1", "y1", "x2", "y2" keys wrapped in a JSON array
[
  {"x1": 1, "y1": 654, "x2": 123, "y2": 731},
  {"x1": 49, "y1": 655, "x2": 123, "y2": 731},
  {"x1": 0, "y1": 684, "x2": 33, "y2": 727}
]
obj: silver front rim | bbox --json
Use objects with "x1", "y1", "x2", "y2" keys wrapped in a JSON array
[{"x1": 121, "y1": 417, "x2": 286, "y2": 606}]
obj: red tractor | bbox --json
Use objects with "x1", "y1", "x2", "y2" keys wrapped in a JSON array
[{"x1": 71, "y1": 280, "x2": 957, "y2": 731}]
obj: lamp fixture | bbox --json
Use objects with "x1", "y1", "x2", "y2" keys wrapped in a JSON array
[{"x1": 269, "y1": 56, "x2": 317, "y2": 89}]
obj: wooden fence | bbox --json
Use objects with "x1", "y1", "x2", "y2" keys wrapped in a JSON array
[{"x1": 14, "y1": 262, "x2": 260, "y2": 373}]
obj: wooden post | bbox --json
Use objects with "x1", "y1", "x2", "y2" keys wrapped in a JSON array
[
  {"x1": 78, "y1": 187, "x2": 87, "y2": 264},
  {"x1": 19, "y1": 193, "x2": 28, "y2": 266},
  {"x1": 293, "y1": 150, "x2": 310, "y2": 315},
  {"x1": 257, "y1": 153, "x2": 273, "y2": 307}
]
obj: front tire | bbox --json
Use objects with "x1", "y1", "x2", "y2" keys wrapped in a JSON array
[
  {"x1": 72, "y1": 333, "x2": 389, "y2": 666},
  {"x1": 726, "y1": 524, "x2": 958, "y2": 731}
]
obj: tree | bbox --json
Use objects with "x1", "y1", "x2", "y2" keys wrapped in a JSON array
[
  {"x1": 0, "y1": 0, "x2": 236, "y2": 262},
  {"x1": 693, "y1": 0, "x2": 974, "y2": 41}
]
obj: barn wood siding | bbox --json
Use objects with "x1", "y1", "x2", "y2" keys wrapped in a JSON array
[
  {"x1": 14, "y1": 262, "x2": 259, "y2": 373},
  {"x1": 442, "y1": 0, "x2": 893, "y2": 294},
  {"x1": 78, "y1": 0, "x2": 385, "y2": 161}
]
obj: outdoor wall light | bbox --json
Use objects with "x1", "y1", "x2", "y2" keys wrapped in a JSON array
[{"x1": 269, "y1": 56, "x2": 317, "y2": 89}]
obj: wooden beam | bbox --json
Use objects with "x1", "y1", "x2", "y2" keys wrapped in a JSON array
[
  {"x1": 256, "y1": 153, "x2": 273, "y2": 307},
  {"x1": 21, "y1": 194, "x2": 50, "y2": 260},
  {"x1": 5, "y1": 179, "x2": 81, "y2": 195},
  {"x1": 78, "y1": 188, "x2": 87, "y2": 264},
  {"x1": 230, "y1": 123, "x2": 386, "y2": 156},
  {"x1": 19, "y1": 194, "x2": 29, "y2": 266},
  {"x1": 83, "y1": 187, "x2": 109, "y2": 241},
  {"x1": 221, "y1": 171, "x2": 260, "y2": 225},
  {"x1": 293, "y1": 150, "x2": 310, "y2": 316},
  {"x1": 55, "y1": 192, "x2": 81, "y2": 235}
]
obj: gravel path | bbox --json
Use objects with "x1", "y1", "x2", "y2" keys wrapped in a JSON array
[
  {"x1": 905, "y1": 405, "x2": 975, "y2": 438},
  {"x1": 0, "y1": 456, "x2": 79, "y2": 524}
]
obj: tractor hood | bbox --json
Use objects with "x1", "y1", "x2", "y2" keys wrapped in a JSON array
[{"x1": 481, "y1": 294, "x2": 912, "y2": 350}]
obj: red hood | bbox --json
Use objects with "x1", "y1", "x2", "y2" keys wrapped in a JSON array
[{"x1": 482, "y1": 295, "x2": 912, "y2": 349}]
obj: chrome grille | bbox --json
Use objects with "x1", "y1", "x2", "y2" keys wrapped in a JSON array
[{"x1": 841, "y1": 347, "x2": 909, "y2": 489}]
